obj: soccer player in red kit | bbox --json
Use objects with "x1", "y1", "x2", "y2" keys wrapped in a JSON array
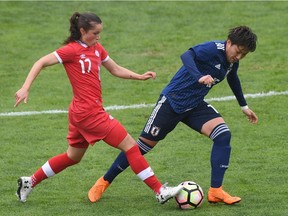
[{"x1": 14, "y1": 12, "x2": 183, "y2": 204}]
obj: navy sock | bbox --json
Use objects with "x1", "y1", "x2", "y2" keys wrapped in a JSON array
[
  {"x1": 210, "y1": 123, "x2": 231, "y2": 188},
  {"x1": 104, "y1": 138, "x2": 153, "y2": 183}
]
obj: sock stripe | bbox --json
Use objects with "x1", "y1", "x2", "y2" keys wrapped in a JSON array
[
  {"x1": 137, "y1": 167, "x2": 155, "y2": 181},
  {"x1": 210, "y1": 123, "x2": 230, "y2": 140},
  {"x1": 137, "y1": 139, "x2": 152, "y2": 153},
  {"x1": 42, "y1": 161, "x2": 55, "y2": 177}
]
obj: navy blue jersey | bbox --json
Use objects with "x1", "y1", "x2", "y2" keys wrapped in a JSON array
[{"x1": 162, "y1": 40, "x2": 247, "y2": 113}]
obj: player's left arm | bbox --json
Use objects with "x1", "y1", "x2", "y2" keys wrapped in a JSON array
[
  {"x1": 242, "y1": 107, "x2": 258, "y2": 124},
  {"x1": 102, "y1": 58, "x2": 156, "y2": 80},
  {"x1": 227, "y1": 69, "x2": 258, "y2": 124}
]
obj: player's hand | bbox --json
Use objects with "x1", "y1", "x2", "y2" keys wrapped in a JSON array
[
  {"x1": 242, "y1": 108, "x2": 258, "y2": 124},
  {"x1": 140, "y1": 71, "x2": 156, "y2": 80},
  {"x1": 198, "y1": 75, "x2": 215, "y2": 87},
  {"x1": 14, "y1": 87, "x2": 29, "y2": 107}
]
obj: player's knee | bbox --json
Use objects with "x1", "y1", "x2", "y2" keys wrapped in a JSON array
[
  {"x1": 137, "y1": 138, "x2": 154, "y2": 155},
  {"x1": 67, "y1": 154, "x2": 82, "y2": 164},
  {"x1": 66, "y1": 146, "x2": 87, "y2": 163},
  {"x1": 117, "y1": 134, "x2": 136, "y2": 152},
  {"x1": 209, "y1": 123, "x2": 231, "y2": 146}
]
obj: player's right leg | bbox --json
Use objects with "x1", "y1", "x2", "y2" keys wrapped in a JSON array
[
  {"x1": 16, "y1": 115, "x2": 91, "y2": 202},
  {"x1": 16, "y1": 177, "x2": 33, "y2": 202},
  {"x1": 16, "y1": 151, "x2": 81, "y2": 202},
  {"x1": 16, "y1": 138, "x2": 88, "y2": 202}
]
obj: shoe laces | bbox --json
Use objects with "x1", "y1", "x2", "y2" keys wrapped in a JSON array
[{"x1": 162, "y1": 182, "x2": 168, "y2": 188}]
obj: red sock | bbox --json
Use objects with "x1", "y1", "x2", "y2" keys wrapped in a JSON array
[
  {"x1": 31, "y1": 153, "x2": 78, "y2": 187},
  {"x1": 125, "y1": 145, "x2": 162, "y2": 193}
]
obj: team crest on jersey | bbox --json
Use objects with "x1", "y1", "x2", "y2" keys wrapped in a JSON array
[
  {"x1": 80, "y1": 54, "x2": 86, "y2": 59},
  {"x1": 95, "y1": 50, "x2": 100, "y2": 57},
  {"x1": 150, "y1": 126, "x2": 160, "y2": 136}
]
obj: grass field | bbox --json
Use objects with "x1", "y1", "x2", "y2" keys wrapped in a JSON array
[{"x1": 1, "y1": 1, "x2": 288, "y2": 216}]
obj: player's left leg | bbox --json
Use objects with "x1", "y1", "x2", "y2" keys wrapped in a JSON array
[
  {"x1": 88, "y1": 95, "x2": 182, "y2": 202},
  {"x1": 115, "y1": 133, "x2": 183, "y2": 204},
  {"x1": 92, "y1": 116, "x2": 183, "y2": 204},
  {"x1": 88, "y1": 138, "x2": 154, "y2": 202},
  {"x1": 184, "y1": 102, "x2": 241, "y2": 205},
  {"x1": 104, "y1": 138, "x2": 154, "y2": 183},
  {"x1": 202, "y1": 120, "x2": 241, "y2": 204}
]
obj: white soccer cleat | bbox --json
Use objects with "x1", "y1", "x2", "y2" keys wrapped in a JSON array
[
  {"x1": 16, "y1": 177, "x2": 33, "y2": 202},
  {"x1": 156, "y1": 183, "x2": 184, "y2": 204}
]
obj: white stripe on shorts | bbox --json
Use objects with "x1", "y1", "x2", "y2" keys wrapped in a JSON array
[{"x1": 144, "y1": 95, "x2": 166, "y2": 133}]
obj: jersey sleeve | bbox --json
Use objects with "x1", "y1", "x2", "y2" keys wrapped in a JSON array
[
  {"x1": 181, "y1": 42, "x2": 220, "y2": 81},
  {"x1": 53, "y1": 44, "x2": 76, "y2": 64},
  {"x1": 226, "y1": 64, "x2": 247, "y2": 107},
  {"x1": 180, "y1": 49, "x2": 203, "y2": 81},
  {"x1": 97, "y1": 43, "x2": 109, "y2": 63},
  {"x1": 192, "y1": 42, "x2": 218, "y2": 62}
]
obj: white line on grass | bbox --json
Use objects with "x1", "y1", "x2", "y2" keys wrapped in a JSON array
[{"x1": 1, "y1": 90, "x2": 287, "y2": 117}]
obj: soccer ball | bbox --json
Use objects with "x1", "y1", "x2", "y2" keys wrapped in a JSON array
[{"x1": 175, "y1": 181, "x2": 204, "y2": 210}]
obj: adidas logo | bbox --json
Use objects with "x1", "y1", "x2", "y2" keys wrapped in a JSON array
[{"x1": 215, "y1": 64, "x2": 221, "y2": 70}]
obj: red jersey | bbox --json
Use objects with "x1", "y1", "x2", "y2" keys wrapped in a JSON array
[{"x1": 54, "y1": 41, "x2": 109, "y2": 114}]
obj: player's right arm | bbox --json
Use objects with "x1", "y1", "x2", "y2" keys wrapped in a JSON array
[
  {"x1": 14, "y1": 53, "x2": 59, "y2": 107},
  {"x1": 181, "y1": 49, "x2": 214, "y2": 86}
]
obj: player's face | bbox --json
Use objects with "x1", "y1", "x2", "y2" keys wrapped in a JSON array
[
  {"x1": 80, "y1": 23, "x2": 103, "y2": 46},
  {"x1": 226, "y1": 39, "x2": 249, "y2": 63}
]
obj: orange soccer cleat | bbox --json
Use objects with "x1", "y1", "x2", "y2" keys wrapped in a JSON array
[
  {"x1": 208, "y1": 186, "x2": 241, "y2": 205},
  {"x1": 88, "y1": 176, "x2": 110, "y2": 202}
]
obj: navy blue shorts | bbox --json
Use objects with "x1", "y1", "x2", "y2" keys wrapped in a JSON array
[{"x1": 140, "y1": 95, "x2": 222, "y2": 141}]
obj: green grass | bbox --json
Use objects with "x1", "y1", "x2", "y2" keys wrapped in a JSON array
[{"x1": 1, "y1": 1, "x2": 288, "y2": 216}]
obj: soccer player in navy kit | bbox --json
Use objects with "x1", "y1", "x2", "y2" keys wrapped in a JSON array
[{"x1": 88, "y1": 26, "x2": 258, "y2": 205}]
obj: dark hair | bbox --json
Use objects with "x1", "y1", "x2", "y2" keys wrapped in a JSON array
[
  {"x1": 228, "y1": 26, "x2": 257, "y2": 52},
  {"x1": 63, "y1": 12, "x2": 102, "y2": 44}
]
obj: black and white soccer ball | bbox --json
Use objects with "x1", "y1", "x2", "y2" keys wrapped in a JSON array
[{"x1": 175, "y1": 181, "x2": 204, "y2": 210}]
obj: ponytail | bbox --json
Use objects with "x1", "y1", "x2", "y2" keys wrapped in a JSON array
[{"x1": 63, "y1": 12, "x2": 102, "y2": 45}]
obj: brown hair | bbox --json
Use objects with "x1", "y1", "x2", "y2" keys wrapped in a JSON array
[
  {"x1": 228, "y1": 26, "x2": 257, "y2": 52},
  {"x1": 63, "y1": 12, "x2": 102, "y2": 45}
]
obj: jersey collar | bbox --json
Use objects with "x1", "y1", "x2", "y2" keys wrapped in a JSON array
[{"x1": 76, "y1": 40, "x2": 88, "y2": 48}]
